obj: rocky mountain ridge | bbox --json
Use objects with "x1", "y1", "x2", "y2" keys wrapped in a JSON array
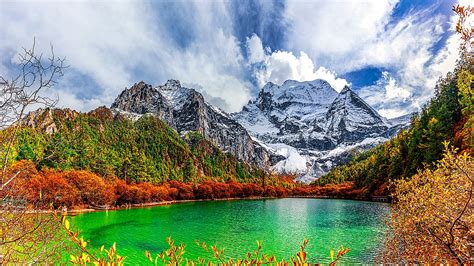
[{"x1": 111, "y1": 80, "x2": 270, "y2": 168}]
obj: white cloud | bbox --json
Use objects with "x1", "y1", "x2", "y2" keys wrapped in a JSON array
[
  {"x1": 357, "y1": 72, "x2": 418, "y2": 118},
  {"x1": 284, "y1": 0, "x2": 399, "y2": 70},
  {"x1": 247, "y1": 34, "x2": 266, "y2": 64},
  {"x1": 284, "y1": 0, "x2": 461, "y2": 116},
  {"x1": 0, "y1": 0, "x2": 252, "y2": 112},
  {"x1": 384, "y1": 74, "x2": 411, "y2": 100},
  {"x1": 378, "y1": 108, "x2": 407, "y2": 119},
  {"x1": 0, "y1": 0, "x2": 461, "y2": 116},
  {"x1": 247, "y1": 35, "x2": 349, "y2": 92}
]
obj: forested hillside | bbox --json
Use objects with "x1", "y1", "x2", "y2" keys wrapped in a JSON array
[
  {"x1": 315, "y1": 67, "x2": 473, "y2": 195},
  {"x1": 8, "y1": 107, "x2": 265, "y2": 184}
]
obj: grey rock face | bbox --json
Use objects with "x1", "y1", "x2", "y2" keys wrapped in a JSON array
[
  {"x1": 324, "y1": 86, "x2": 388, "y2": 143},
  {"x1": 22, "y1": 108, "x2": 80, "y2": 134},
  {"x1": 111, "y1": 80, "x2": 269, "y2": 168},
  {"x1": 111, "y1": 81, "x2": 175, "y2": 126}
]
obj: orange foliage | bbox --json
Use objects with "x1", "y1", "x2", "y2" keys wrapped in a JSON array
[
  {"x1": 208, "y1": 181, "x2": 231, "y2": 199},
  {"x1": 242, "y1": 183, "x2": 263, "y2": 197},
  {"x1": 62, "y1": 170, "x2": 115, "y2": 206},
  {"x1": 6, "y1": 163, "x2": 376, "y2": 209},
  {"x1": 194, "y1": 183, "x2": 213, "y2": 199},
  {"x1": 227, "y1": 181, "x2": 243, "y2": 197},
  {"x1": 26, "y1": 170, "x2": 79, "y2": 208},
  {"x1": 0, "y1": 160, "x2": 39, "y2": 198},
  {"x1": 289, "y1": 182, "x2": 362, "y2": 199},
  {"x1": 168, "y1": 181, "x2": 194, "y2": 200}
]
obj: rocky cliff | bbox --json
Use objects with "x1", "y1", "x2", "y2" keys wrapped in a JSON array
[{"x1": 111, "y1": 80, "x2": 269, "y2": 168}]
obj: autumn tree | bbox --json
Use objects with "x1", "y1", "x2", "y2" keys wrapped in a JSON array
[
  {"x1": 381, "y1": 143, "x2": 473, "y2": 263},
  {"x1": 0, "y1": 40, "x2": 69, "y2": 263}
]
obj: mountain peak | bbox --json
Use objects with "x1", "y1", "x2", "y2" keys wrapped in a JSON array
[
  {"x1": 111, "y1": 80, "x2": 269, "y2": 168},
  {"x1": 332, "y1": 85, "x2": 382, "y2": 120},
  {"x1": 259, "y1": 79, "x2": 338, "y2": 105},
  {"x1": 325, "y1": 85, "x2": 387, "y2": 142},
  {"x1": 111, "y1": 81, "x2": 173, "y2": 120},
  {"x1": 340, "y1": 85, "x2": 351, "y2": 93},
  {"x1": 164, "y1": 79, "x2": 181, "y2": 88},
  {"x1": 126, "y1": 81, "x2": 154, "y2": 93},
  {"x1": 261, "y1": 81, "x2": 278, "y2": 93}
]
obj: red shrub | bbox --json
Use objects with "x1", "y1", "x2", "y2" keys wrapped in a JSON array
[
  {"x1": 167, "y1": 187, "x2": 179, "y2": 200},
  {"x1": 169, "y1": 181, "x2": 194, "y2": 200},
  {"x1": 291, "y1": 186, "x2": 312, "y2": 196},
  {"x1": 124, "y1": 185, "x2": 141, "y2": 204},
  {"x1": 264, "y1": 186, "x2": 277, "y2": 197},
  {"x1": 194, "y1": 183, "x2": 213, "y2": 199},
  {"x1": 211, "y1": 182, "x2": 231, "y2": 199},
  {"x1": 137, "y1": 183, "x2": 172, "y2": 202},
  {"x1": 136, "y1": 183, "x2": 155, "y2": 202},
  {"x1": 63, "y1": 170, "x2": 115, "y2": 206},
  {"x1": 27, "y1": 170, "x2": 79, "y2": 208},
  {"x1": 274, "y1": 186, "x2": 288, "y2": 197},
  {"x1": 114, "y1": 179, "x2": 129, "y2": 204},
  {"x1": 227, "y1": 181, "x2": 243, "y2": 198},
  {"x1": 155, "y1": 186, "x2": 171, "y2": 201},
  {"x1": 242, "y1": 183, "x2": 263, "y2": 197},
  {"x1": 1, "y1": 160, "x2": 39, "y2": 199}
]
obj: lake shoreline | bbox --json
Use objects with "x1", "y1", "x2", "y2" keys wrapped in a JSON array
[
  {"x1": 66, "y1": 195, "x2": 390, "y2": 215},
  {"x1": 67, "y1": 196, "x2": 279, "y2": 214}
]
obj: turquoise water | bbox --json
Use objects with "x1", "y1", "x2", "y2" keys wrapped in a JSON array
[{"x1": 70, "y1": 198, "x2": 390, "y2": 264}]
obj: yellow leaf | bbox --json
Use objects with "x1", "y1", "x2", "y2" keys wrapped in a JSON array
[
  {"x1": 330, "y1": 249, "x2": 334, "y2": 261},
  {"x1": 64, "y1": 220, "x2": 70, "y2": 230}
]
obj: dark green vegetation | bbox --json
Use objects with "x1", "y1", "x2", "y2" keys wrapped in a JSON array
[
  {"x1": 316, "y1": 69, "x2": 473, "y2": 194},
  {"x1": 13, "y1": 108, "x2": 265, "y2": 184}
]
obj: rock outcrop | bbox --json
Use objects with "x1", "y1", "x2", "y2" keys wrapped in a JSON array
[{"x1": 111, "y1": 80, "x2": 270, "y2": 168}]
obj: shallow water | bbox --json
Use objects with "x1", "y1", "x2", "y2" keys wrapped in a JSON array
[{"x1": 70, "y1": 198, "x2": 390, "y2": 263}]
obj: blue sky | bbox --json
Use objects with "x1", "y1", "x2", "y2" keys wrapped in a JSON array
[{"x1": 0, "y1": 0, "x2": 466, "y2": 118}]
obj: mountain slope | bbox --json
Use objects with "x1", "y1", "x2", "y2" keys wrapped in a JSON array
[
  {"x1": 16, "y1": 107, "x2": 265, "y2": 183},
  {"x1": 315, "y1": 72, "x2": 468, "y2": 195},
  {"x1": 324, "y1": 86, "x2": 388, "y2": 143},
  {"x1": 111, "y1": 80, "x2": 269, "y2": 168}
]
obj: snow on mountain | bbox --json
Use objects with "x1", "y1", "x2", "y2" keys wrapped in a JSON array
[
  {"x1": 324, "y1": 86, "x2": 388, "y2": 143},
  {"x1": 267, "y1": 143, "x2": 309, "y2": 174},
  {"x1": 387, "y1": 112, "x2": 415, "y2": 127},
  {"x1": 257, "y1": 79, "x2": 338, "y2": 124},
  {"x1": 233, "y1": 79, "x2": 406, "y2": 183}
]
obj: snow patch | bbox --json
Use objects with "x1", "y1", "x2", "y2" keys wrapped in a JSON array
[{"x1": 268, "y1": 143, "x2": 308, "y2": 174}]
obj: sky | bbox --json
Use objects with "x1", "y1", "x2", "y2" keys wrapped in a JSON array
[{"x1": 0, "y1": 0, "x2": 468, "y2": 118}]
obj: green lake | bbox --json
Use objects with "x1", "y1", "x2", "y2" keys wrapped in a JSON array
[{"x1": 70, "y1": 198, "x2": 390, "y2": 264}]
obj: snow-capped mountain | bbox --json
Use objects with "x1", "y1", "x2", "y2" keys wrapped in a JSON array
[
  {"x1": 111, "y1": 79, "x2": 406, "y2": 183},
  {"x1": 111, "y1": 80, "x2": 269, "y2": 168},
  {"x1": 233, "y1": 79, "x2": 405, "y2": 183},
  {"x1": 234, "y1": 79, "x2": 339, "y2": 151}
]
